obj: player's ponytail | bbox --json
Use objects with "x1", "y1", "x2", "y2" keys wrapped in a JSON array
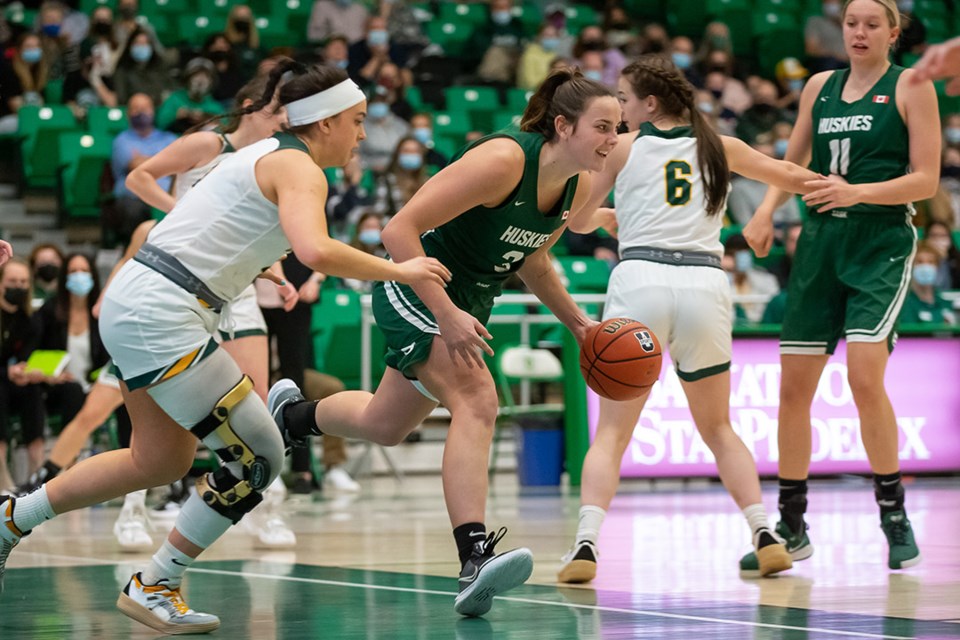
[
  {"x1": 520, "y1": 68, "x2": 613, "y2": 142},
  {"x1": 621, "y1": 55, "x2": 729, "y2": 218}
]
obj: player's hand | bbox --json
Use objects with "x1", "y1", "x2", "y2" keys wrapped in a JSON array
[
  {"x1": 802, "y1": 174, "x2": 859, "y2": 212},
  {"x1": 393, "y1": 257, "x2": 452, "y2": 287},
  {"x1": 298, "y1": 278, "x2": 321, "y2": 304},
  {"x1": 596, "y1": 207, "x2": 619, "y2": 238},
  {"x1": 910, "y1": 36, "x2": 960, "y2": 93},
  {"x1": 436, "y1": 307, "x2": 494, "y2": 368},
  {"x1": 0, "y1": 240, "x2": 12, "y2": 266},
  {"x1": 278, "y1": 280, "x2": 299, "y2": 311},
  {"x1": 743, "y1": 209, "x2": 775, "y2": 258},
  {"x1": 572, "y1": 319, "x2": 600, "y2": 347}
]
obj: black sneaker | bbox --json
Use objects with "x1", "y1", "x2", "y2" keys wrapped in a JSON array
[
  {"x1": 12, "y1": 461, "x2": 60, "y2": 497},
  {"x1": 267, "y1": 379, "x2": 310, "y2": 451},
  {"x1": 454, "y1": 527, "x2": 533, "y2": 617}
]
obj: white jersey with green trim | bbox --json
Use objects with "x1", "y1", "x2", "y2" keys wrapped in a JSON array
[{"x1": 614, "y1": 122, "x2": 723, "y2": 258}]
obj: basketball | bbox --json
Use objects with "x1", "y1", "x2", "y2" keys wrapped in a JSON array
[{"x1": 579, "y1": 318, "x2": 663, "y2": 401}]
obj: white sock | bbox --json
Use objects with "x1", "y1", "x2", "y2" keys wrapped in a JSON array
[
  {"x1": 142, "y1": 539, "x2": 195, "y2": 587},
  {"x1": 576, "y1": 506, "x2": 606, "y2": 546},
  {"x1": 122, "y1": 489, "x2": 148, "y2": 511},
  {"x1": 12, "y1": 485, "x2": 57, "y2": 532},
  {"x1": 743, "y1": 503, "x2": 771, "y2": 538}
]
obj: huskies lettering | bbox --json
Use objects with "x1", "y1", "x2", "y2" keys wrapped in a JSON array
[
  {"x1": 499, "y1": 225, "x2": 551, "y2": 249},
  {"x1": 817, "y1": 115, "x2": 874, "y2": 134}
]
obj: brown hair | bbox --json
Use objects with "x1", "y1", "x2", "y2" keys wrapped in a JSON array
[
  {"x1": 28, "y1": 243, "x2": 65, "y2": 271},
  {"x1": 0, "y1": 258, "x2": 33, "y2": 315},
  {"x1": 520, "y1": 68, "x2": 614, "y2": 142},
  {"x1": 841, "y1": 0, "x2": 901, "y2": 28},
  {"x1": 621, "y1": 55, "x2": 729, "y2": 218},
  {"x1": 12, "y1": 33, "x2": 48, "y2": 94}
]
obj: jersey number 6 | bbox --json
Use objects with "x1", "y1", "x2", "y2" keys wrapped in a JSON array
[{"x1": 665, "y1": 160, "x2": 692, "y2": 206}]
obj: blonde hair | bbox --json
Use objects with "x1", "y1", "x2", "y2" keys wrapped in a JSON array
[{"x1": 842, "y1": 0, "x2": 901, "y2": 29}]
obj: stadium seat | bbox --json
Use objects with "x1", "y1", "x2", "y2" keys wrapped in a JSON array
[
  {"x1": 424, "y1": 21, "x2": 474, "y2": 58},
  {"x1": 512, "y1": 4, "x2": 543, "y2": 37},
  {"x1": 565, "y1": 4, "x2": 599, "y2": 31},
  {"x1": 622, "y1": 0, "x2": 665, "y2": 21},
  {"x1": 666, "y1": 2, "x2": 709, "y2": 39},
  {"x1": 4, "y1": 5, "x2": 37, "y2": 27},
  {"x1": 754, "y1": 0, "x2": 799, "y2": 12},
  {"x1": 444, "y1": 86, "x2": 501, "y2": 132},
  {"x1": 405, "y1": 85, "x2": 424, "y2": 111},
  {"x1": 506, "y1": 88, "x2": 533, "y2": 115},
  {"x1": 432, "y1": 110, "x2": 474, "y2": 139},
  {"x1": 79, "y1": 0, "x2": 113, "y2": 14},
  {"x1": 254, "y1": 14, "x2": 293, "y2": 49},
  {"x1": 17, "y1": 105, "x2": 80, "y2": 189},
  {"x1": 57, "y1": 132, "x2": 113, "y2": 221},
  {"x1": 86, "y1": 106, "x2": 128, "y2": 137},
  {"x1": 44, "y1": 78, "x2": 64, "y2": 104},
  {"x1": 439, "y1": 2, "x2": 488, "y2": 26},
  {"x1": 492, "y1": 111, "x2": 522, "y2": 131},
  {"x1": 197, "y1": 0, "x2": 234, "y2": 16},
  {"x1": 140, "y1": 0, "x2": 191, "y2": 15},
  {"x1": 177, "y1": 15, "x2": 226, "y2": 44},
  {"x1": 557, "y1": 257, "x2": 611, "y2": 294},
  {"x1": 311, "y1": 290, "x2": 386, "y2": 390}
]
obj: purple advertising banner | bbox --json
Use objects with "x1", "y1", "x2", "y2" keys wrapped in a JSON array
[{"x1": 586, "y1": 338, "x2": 960, "y2": 477}]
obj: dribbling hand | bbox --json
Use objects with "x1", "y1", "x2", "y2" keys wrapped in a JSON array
[{"x1": 394, "y1": 257, "x2": 452, "y2": 287}]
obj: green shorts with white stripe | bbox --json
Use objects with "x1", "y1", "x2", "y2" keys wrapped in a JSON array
[
  {"x1": 372, "y1": 280, "x2": 443, "y2": 379},
  {"x1": 780, "y1": 212, "x2": 916, "y2": 356}
]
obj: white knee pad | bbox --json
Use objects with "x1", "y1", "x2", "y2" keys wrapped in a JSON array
[{"x1": 176, "y1": 492, "x2": 233, "y2": 549}]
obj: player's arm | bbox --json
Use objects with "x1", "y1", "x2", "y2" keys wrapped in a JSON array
[
  {"x1": 383, "y1": 138, "x2": 526, "y2": 367},
  {"x1": 910, "y1": 35, "x2": 960, "y2": 93},
  {"x1": 518, "y1": 171, "x2": 599, "y2": 345},
  {"x1": 722, "y1": 136, "x2": 819, "y2": 194},
  {"x1": 125, "y1": 132, "x2": 222, "y2": 213},
  {"x1": 260, "y1": 150, "x2": 450, "y2": 286},
  {"x1": 567, "y1": 131, "x2": 631, "y2": 234},
  {"x1": 803, "y1": 70, "x2": 941, "y2": 211}
]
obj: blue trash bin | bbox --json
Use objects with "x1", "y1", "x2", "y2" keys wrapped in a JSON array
[{"x1": 514, "y1": 416, "x2": 564, "y2": 486}]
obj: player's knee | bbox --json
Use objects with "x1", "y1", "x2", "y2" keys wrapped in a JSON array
[{"x1": 847, "y1": 366, "x2": 883, "y2": 401}]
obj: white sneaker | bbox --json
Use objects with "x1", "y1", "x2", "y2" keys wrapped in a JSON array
[
  {"x1": 557, "y1": 540, "x2": 599, "y2": 584},
  {"x1": 324, "y1": 467, "x2": 360, "y2": 493},
  {"x1": 254, "y1": 516, "x2": 297, "y2": 549},
  {"x1": 117, "y1": 573, "x2": 220, "y2": 634},
  {"x1": 113, "y1": 508, "x2": 153, "y2": 552}
]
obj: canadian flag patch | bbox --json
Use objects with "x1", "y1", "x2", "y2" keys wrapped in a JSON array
[
  {"x1": 873, "y1": 95, "x2": 889, "y2": 104},
  {"x1": 561, "y1": 210, "x2": 570, "y2": 220}
]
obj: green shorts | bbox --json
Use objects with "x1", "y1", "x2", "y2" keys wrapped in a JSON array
[
  {"x1": 372, "y1": 280, "x2": 441, "y2": 378},
  {"x1": 780, "y1": 212, "x2": 916, "y2": 355}
]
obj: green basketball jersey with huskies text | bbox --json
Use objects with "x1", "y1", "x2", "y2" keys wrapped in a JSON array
[{"x1": 810, "y1": 64, "x2": 910, "y2": 217}]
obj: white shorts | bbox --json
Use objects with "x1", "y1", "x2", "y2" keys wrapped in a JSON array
[
  {"x1": 218, "y1": 284, "x2": 267, "y2": 340},
  {"x1": 603, "y1": 260, "x2": 732, "y2": 381},
  {"x1": 100, "y1": 261, "x2": 221, "y2": 390},
  {"x1": 96, "y1": 359, "x2": 122, "y2": 390}
]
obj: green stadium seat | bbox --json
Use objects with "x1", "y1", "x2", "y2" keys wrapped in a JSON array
[
  {"x1": 277, "y1": 0, "x2": 313, "y2": 37},
  {"x1": 87, "y1": 106, "x2": 128, "y2": 136},
  {"x1": 405, "y1": 85, "x2": 424, "y2": 111},
  {"x1": 4, "y1": 5, "x2": 37, "y2": 26},
  {"x1": 565, "y1": 4, "x2": 599, "y2": 30},
  {"x1": 512, "y1": 4, "x2": 543, "y2": 37},
  {"x1": 444, "y1": 86, "x2": 501, "y2": 133},
  {"x1": 432, "y1": 135, "x2": 463, "y2": 160},
  {"x1": 177, "y1": 15, "x2": 226, "y2": 44},
  {"x1": 432, "y1": 110, "x2": 473, "y2": 139},
  {"x1": 439, "y1": 2, "x2": 488, "y2": 26},
  {"x1": 492, "y1": 111, "x2": 522, "y2": 131},
  {"x1": 557, "y1": 257, "x2": 610, "y2": 294},
  {"x1": 80, "y1": 0, "x2": 114, "y2": 13},
  {"x1": 138, "y1": 14, "x2": 175, "y2": 45},
  {"x1": 140, "y1": 0, "x2": 190, "y2": 15},
  {"x1": 57, "y1": 132, "x2": 113, "y2": 220},
  {"x1": 713, "y1": 9, "x2": 753, "y2": 56},
  {"x1": 754, "y1": 0, "x2": 800, "y2": 13},
  {"x1": 254, "y1": 14, "x2": 294, "y2": 49},
  {"x1": 311, "y1": 290, "x2": 386, "y2": 390},
  {"x1": 622, "y1": 0, "x2": 665, "y2": 21},
  {"x1": 17, "y1": 105, "x2": 80, "y2": 189},
  {"x1": 424, "y1": 21, "x2": 474, "y2": 58},
  {"x1": 506, "y1": 88, "x2": 533, "y2": 115},
  {"x1": 197, "y1": 0, "x2": 235, "y2": 16},
  {"x1": 707, "y1": 0, "x2": 749, "y2": 12},
  {"x1": 44, "y1": 78, "x2": 64, "y2": 104},
  {"x1": 666, "y1": 0, "x2": 710, "y2": 38}
]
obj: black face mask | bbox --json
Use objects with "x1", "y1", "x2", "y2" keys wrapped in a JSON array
[
  {"x1": 3, "y1": 287, "x2": 28, "y2": 307},
  {"x1": 943, "y1": 165, "x2": 960, "y2": 179},
  {"x1": 35, "y1": 264, "x2": 60, "y2": 282},
  {"x1": 208, "y1": 50, "x2": 230, "y2": 64},
  {"x1": 234, "y1": 19, "x2": 250, "y2": 35},
  {"x1": 92, "y1": 21, "x2": 113, "y2": 37},
  {"x1": 580, "y1": 40, "x2": 605, "y2": 52},
  {"x1": 118, "y1": 5, "x2": 137, "y2": 19}
]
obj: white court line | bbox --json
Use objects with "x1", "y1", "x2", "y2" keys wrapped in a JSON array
[{"x1": 15, "y1": 551, "x2": 913, "y2": 640}]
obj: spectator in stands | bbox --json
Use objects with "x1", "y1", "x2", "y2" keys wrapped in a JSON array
[
  {"x1": 579, "y1": 50, "x2": 607, "y2": 86},
  {"x1": 899, "y1": 243, "x2": 957, "y2": 325},
  {"x1": 224, "y1": 5, "x2": 263, "y2": 79},
  {"x1": 156, "y1": 57, "x2": 222, "y2": 133},
  {"x1": 724, "y1": 233, "x2": 780, "y2": 324},
  {"x1": 944, "y1": 113, "x2": 960, "y2": 150},
  {"x1": 114, "y1": 0, "x2": 164, "y2": 55},
  {"x1": 326, "y1": 154, "x2": 372, "y2": 234},
  {"x1": 465, "y1": 0, "x2": 525, "y2": 84},
  {"x1": 64, "y1": 33, "x2": 118, "y2": 117},
  {"x1": 736, "y1": 79, "x2": 790, "y2": 143},
  {"x1": 695, "y1": 88, "x2": 736, "y2": 136},
  {"x1": 369, "y1": 62, "x2": 414, "y2": 121},
  {"x1": 203, "y1": 33, "x2": 245, "y2": 108},
  {"x1": 517, "y1": 24, "x2": 560, "y2": 92},
  {"x1": 940, "y1": 146, "x2": 960, "y2": 228},
  {"x1": 38, "y1": 0, "x2": 82, "y2": 82},
  {"x1": 893, "y1": 1, "x2": 927, "y2": 66},
  {"x1": 339, "y1": 212, "x2": 388, "y2": 293},
  {"x1": 542, "y1": 3, "x2": 575, "y2": 57},
  {"x1": 31, "y1": 252, "x2": 108, "y2": 473},
  {"x1": 771, "y1": 121, "x2": 793, "y2": 159},
  {"x1": 112, "y1": 27, "x2": 174, "y2": 106},
  {"x1": 0, "y1": 259, "x2": 42, "y2": 492},
  {"x1": 358, "y1": 94, "x2": 409, "y2": 172},
  {"x1": 409, "y1": 112, "x2": 448, "y2": 169},
  {"x1": 321, "y1": 33, "x2": 350, "y2": 70},
  {"x1": 702, "y1": 49, "x2": 752, "y2": 115},
  {"x1": 925, "y1": 220, "x2": 960, "y2": 289},
  {"x1": 28, "y1": 243, "x2": 65, "y2": 304},
  {"x1": 774, "y1": 57, "x2": 807, "y2": 114},
  {"x1": 371, "y1": 136, "x2": 429, "y2": 218},
  {"x1": 0, "y1": 33, "x2": 50, "y2": 134},
  {"x1": 728, "y1": 135, "x2": 803, "y2": 228},
  {"x1": 350, "y1": 16, "x2": 407, "y2": 83},
  {"x1": 697, "y1": 21, "x2": 734, "y2": 61},
  {"x1": 380, "y1": 0, "x2": 426, "y2": 62},
  {"x1": 82, "y1": 6, "x2": 119, "y2": 72},
  {"x1": 108, "y1": 93, "x2": 176, "y2": 246},
  {"x1": 805, "y1": 0, "x2": 848, "y2": 72},
  {"x1": 671, "y1": 36, "x2": 703, "y2": 88},
  {"x1": 602, "y1": 5, "x2": 634, "y2": 50},
  {"x1": 307, "y1": 0, "x2": 369, "y2": 45},
  {"x1": 573, "y1": 26, "x2": 626, "y2": 88}
]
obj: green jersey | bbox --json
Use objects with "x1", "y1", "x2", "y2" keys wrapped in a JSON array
[
  {"x1": 420, "y1": 131, "x2": 579, "y2": 321},
  {"x1": 810, "y1": 64, "x2": 910, "y2": 218}
]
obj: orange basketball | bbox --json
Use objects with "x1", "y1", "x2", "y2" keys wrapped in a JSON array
[{"x1": 579, "y1": 318, "x2": 663, "y2": 401}]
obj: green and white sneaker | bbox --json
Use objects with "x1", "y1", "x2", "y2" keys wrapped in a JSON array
[
  {"x1": 740, "y1": 521, "x2": 813, "y2": 574},
  {"x1": 881, "y1": 510, "x2": 921, "y2": 570},
  {"x1": 0, "y1": 496, "x2": 28, "y2": 597},
  {"x1": 117, "y1": 573, "x2": 220, "y2": 635}
]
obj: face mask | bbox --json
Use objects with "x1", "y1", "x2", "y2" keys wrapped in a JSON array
[
  {"x1": 708, "y1": 64, "x2": 728, "y2": 75},
  {"x1": 131, "y1": 44, "x2": 153, "y2": 63},
  {"x1": 92, "y1": 21, "x2": 113, "y2": 37},
  {"x1": 943, "y1": 164, "x2": 960, "y2": 179},
  {"x1": 21, "y1": 48, "x2": 42, "y2": 64},
  {"x1": 412, "y1": 127, "x2": 432, "y2": 145},
  {"x1": 897, "y1": 0, "x2": 914, "y2": 12},
  {"x1": 35, "y1": 264, "x2": 60, "y2": 283},
  {"x1": 672, "y1": 52, "x2": 692, "y2": 70},
  {"x1": 188, "y1": 75, "x2": 212, "y2": 98},
  {"x1": 209, "y1": 51, "x2": 230, "y2": 64},
  {"x1": 3, "y1": 287, "x2": 28, "y2": 307},
  {"x1": 66, "y1": 271, "x2": 94, "y2": 297},
  {"x1": 945, "y1": 128, "x2": 960, "y2": 145},
  {"x1": 119, "y1": 5, "x2": 138, "y2": 19},
  {"x1": 42, "y1": 24, "x2": 61, "y2": 37},
  {"x1": 734, "y1": 250, "x2": 753, "y2": 273},
  {"x1": 584, "y1": 70, "x2": 603, "y2": 82},
  {"x1": 647, "y1": 40, "x2": 665, "y2": 53},
  {"x1": 335, "y1": 0, "x2": 351, "y2": 6},
  {"x1": 697, "y1": 101, "x2": 715, "y2": 115},
  {"x1": 823, "y1": 2, "x2": 841, "y2": 18},
  {"x1": 491, "y1": 10, "x2": 512, "y2": 25},
  {"x1": 788, "y1": 78, "x2": 804, "y2": 93},
  {"x1": 774, "y1": 138, "x2": 789, "y2": 159},
  {"x1": 234, "y1": 19, "x2": 250, "y2": 34},
  {"x1": 581, "y1": 40, "x2": 604, "y2": 52},
  {"x1": 130, "y1": 112, "x2": 153, "y2": 130},
  {"x1": 358, "y1": 229, "x2": 381, "y2": 246},
  {"x1": 368, "y1": 102, "x2": 389, "y2": 120},
  {"x1": 710, "y1": 88, "x2": 723, "y2": 100},
  {"x1": 541, "y1": 37, "x2": 560, "y2": 52},
  {"x1": 928, "y1": 236, "x2": 951, "y2": 255},
  {"x1": 912, "y1": 263, "x2": 937, "y2": 287},
  {"x1": 398, "y1": 153, "x2": 423, "y2": 171},
  {"x1": 709, "y1": 34, "x2": 728, "y2": 49},
  {"x1": 367, "y1": 29, "x2": 389, "y2": 46},
  {"x1": 334, "y1": 58, "x2": 349, "y2": 69}
]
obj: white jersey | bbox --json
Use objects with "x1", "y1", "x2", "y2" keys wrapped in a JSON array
[
  {"x1": 614, "y1": 123, "x2": 725, "y2": 258},
  {"x1": 172, "y1": 132, "x2": 234, "y2": 201},
  {"x1": 147, "y1": 133, "x2": 298, "y2": 301}
]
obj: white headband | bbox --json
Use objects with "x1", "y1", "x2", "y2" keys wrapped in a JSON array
[{"x1": 285, "y1": 79, "x2": 366, "y2": 126}]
